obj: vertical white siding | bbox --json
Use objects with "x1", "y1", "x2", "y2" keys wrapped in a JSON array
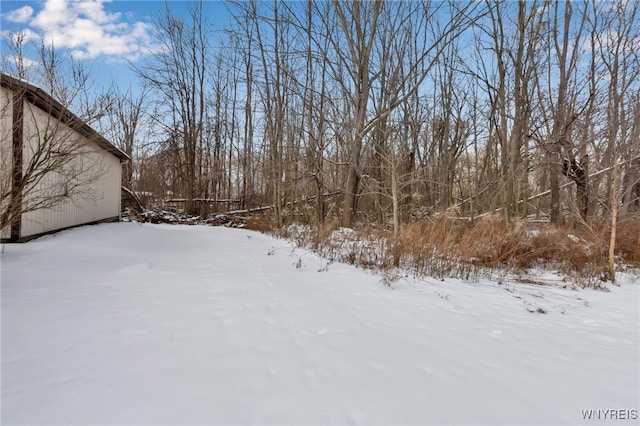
[{"x1": 18, "y1": 100, "x2": 122, "y2": 239}]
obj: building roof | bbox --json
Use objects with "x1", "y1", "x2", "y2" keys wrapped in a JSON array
[{"x1": 1, "y1": 72, "x2": 129, "y2": 162}]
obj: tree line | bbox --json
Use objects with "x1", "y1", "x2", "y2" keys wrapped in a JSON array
[{"x1": 4, "y1": 0, "x2": 640, "y2": 231}]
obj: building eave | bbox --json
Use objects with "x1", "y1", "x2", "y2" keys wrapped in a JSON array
[{"x1": 0, "y1": 72, "x2": 130, "y2": 162}]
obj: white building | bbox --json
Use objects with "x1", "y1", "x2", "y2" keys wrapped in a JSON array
[{"x1": 1, "y1": 73, "x2": 128, "y2": 242}]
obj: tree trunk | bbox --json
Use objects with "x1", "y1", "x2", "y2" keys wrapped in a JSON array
[{"x1": 608, "y1": 158, "x2": 619, "y2": 282}]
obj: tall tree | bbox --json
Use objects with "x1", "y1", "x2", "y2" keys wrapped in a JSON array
[
  {"x1": 106, "y1": 85, "x2": 150, "y2": 189},
  {"x1": 136, "y1": 1, "x2": 210, "y2": 215}
]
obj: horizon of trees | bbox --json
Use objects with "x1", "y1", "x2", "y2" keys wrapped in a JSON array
[{"x1": 3, "y1": 0, "x2": 639, "y2": 230}]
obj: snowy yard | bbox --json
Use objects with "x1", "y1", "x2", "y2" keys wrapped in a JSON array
[{"x1": 1, "y1": 222, "x2": 639, "y2": 425}]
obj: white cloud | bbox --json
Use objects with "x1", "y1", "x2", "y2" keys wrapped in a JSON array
[
  {"x1": 4, "y1": 5, "x2": 34, "y2": 23},
  {"x1": 24, "y1": 0, "x2": 154, "y2": 61},
  {"x1": 31, "y1": 0, "x2": 73, "y2": 29},
  {"x1": 74, "y1": 0, "x2": 120, "y2": 24}
]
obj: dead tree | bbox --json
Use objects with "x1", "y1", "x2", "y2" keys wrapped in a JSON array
[{"x1": 562, "y1": 156, "x2": 589, "y2": 220}]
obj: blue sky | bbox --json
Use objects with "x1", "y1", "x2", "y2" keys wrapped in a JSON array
[{"x1": 1, "y1": 0, "x2": 230, "y2": 88}]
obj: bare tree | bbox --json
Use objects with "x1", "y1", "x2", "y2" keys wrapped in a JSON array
[
  {"x1": 321, "y1": 0, "x2": 478, "y2": 227},
  {"x1": 135, "y1": 0, "x2": 210, "y2": 215},
  {"x1": 106, "y1": 84, "x2": 150, "y2": 189},
  {"x1": 116, "y1": 0, "x2": 639, "y2": 233},
  {"x1": 1, "y1": 33, "x2": 121, "y2": 240},
  {"x1": 538, "y1": 1, "x2": 590, "y2": 223},
  {"x1": 2, "y1": 30, "x2": 34, "y2": 80}
]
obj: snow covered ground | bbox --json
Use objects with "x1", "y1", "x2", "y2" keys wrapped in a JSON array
[{"x1": 1, "y1": 222, "x2": 639, "y2": 425}]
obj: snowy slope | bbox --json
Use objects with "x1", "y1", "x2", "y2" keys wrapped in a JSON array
[{"x1": 1, "y1": 222, "x2": 639, "y2": 425}]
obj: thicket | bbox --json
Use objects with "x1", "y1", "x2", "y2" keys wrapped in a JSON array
[{"x1": 246, "y1": 216, "x2": 640, "y2": 288}]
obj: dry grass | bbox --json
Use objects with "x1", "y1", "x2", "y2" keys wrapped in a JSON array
[
  {"x1": 615, "y1": 218, "x2": 640, "y2": 265},
  {"x1": 245, "y1": 216, "x2": 274, "y2": 233},
  {"x1": 262, "y1": 214, "x2": 638, "y2": 287}
]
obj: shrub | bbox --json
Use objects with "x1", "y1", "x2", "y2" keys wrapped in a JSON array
[
  {"x1": 245, "y1": 216, "x2": 274, "y2": 233},
  {"x1": 616, "y1": 218, "x2": 640, "y2": 265},
  {"x1": 252, "y1": 213, "x2": 635, "y2": 286}
]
